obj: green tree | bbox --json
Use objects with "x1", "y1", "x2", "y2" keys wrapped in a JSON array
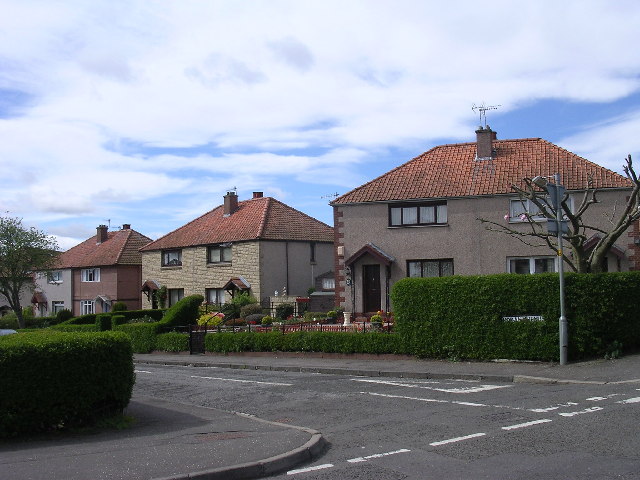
[
  {"x1": 0, "y1": 216, "x2": 59, "y2": 329},
  {"x1": 480, "y1": 155, "x2": 640, "y2": 273}
]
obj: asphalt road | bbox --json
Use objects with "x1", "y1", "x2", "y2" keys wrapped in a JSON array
[{"x1": 133, "y1": 363, "x2": 640, "y2": 480}]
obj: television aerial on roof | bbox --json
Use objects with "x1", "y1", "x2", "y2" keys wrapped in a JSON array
[{"x1": 472, "y1": 103, "x2": 501, "y2": 128}]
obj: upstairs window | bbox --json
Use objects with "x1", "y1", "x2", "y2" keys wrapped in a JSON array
[
  {"x1": 407, "y1": 259, "x2": 454, "y2": 278},
  {"x1": 390, "y1": 202, "x2": 447, "y2": 227},
  {"x1": 509, "y1": 196, "x2": 573, "y2": 222},
  {"x1": 48, "y1": 270, "x2": 63, "y2": 283},
  {"x1": 162, "y1": 249, "x2": 182, "y2": 267},
  {"x1": 208, "y1": 244, "x2": 232, "y2": 264},
  {"x1": 81, "y1": 268, "x2": 100, "y2": 282}
]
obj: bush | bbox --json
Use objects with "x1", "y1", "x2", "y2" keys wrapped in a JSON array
[
  {"x1": 56, "y1": 309, "x2": 73, "y2": 322},
  {"x1": 111, "y1": 314, "x2": 127, "y2": 328},
  {"x1": 240, "y1": 303, "x2": 264, "y2": 318},
  {"x1": 113, "y1": 323, "x2": 158, "y2": 353},
  {"x1": 0, "y1": 331, "x2": 134, "y2": 437},
  {"x1": 96, "y1": 314, "x2": 112, "y2": 331},
  {"x1": 261, "y1": 315, "x2": 274, "y2": 326},
  {"x1": 245, "y1": 313, "x2": 264, "y2": 324},
  {"x1": 156, "y1": 332, "x2": 188, "y2": 352},
  {"x1": 275, "y1": 303, "x2": 294, "y2": 320},
  {"x1": 49, "y1": 324, "x2": 98, "y2": 332},
  {"x1": 112, "y1": 302, "x2": 128, "y2": 312},
  {"x1": 59, "y1": 313, "x2": 98, "y2": 325},
  {"x1": 391, "y1": 272, "x2": 640, "y2": 361}
]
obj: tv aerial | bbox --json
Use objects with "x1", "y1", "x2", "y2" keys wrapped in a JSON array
[{"x1": 472, "y1": 103, "x2": 501, "y2": 128}]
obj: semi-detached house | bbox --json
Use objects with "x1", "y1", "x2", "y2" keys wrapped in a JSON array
[
  {"x1": 139, "y1": 191, "x2": 334, "y2": 308},
  {"x1": 331, "y1": 127, "x2": 639, "y2": 316}
]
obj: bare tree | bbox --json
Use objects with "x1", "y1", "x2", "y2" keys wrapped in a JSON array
[
  {"x1": 479, "y1": 155, "x2": 640, "y2": 273},
  {"x1": 0, "y1": 216, "x2": 59, "y2": 328}
]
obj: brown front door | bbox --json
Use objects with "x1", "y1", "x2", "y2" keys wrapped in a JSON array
[{"x1": 362, "y1": 264, "x2": 381, "y2": 313}]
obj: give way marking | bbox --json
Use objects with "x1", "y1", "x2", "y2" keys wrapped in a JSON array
[{"x1": 353, "y1": 378, "x2": 511, "y2": 393}]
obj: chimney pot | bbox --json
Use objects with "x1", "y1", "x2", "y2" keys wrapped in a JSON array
[
  {"x1": 253, "y1": 192, "x2": 263, "y2": 199},
  {"x1": 224, "y1": 191, "x2": 239, "y2": 216},
  {"x1": 96, "y1": 225, "x2": 109, "y2": 244}
]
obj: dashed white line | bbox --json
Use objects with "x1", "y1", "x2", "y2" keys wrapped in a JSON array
[
  {"x1": 347, "y1": 449, "x2": 411, "y2": 463},
  {"x1": 529, "y1": 402, "x2": 578, "y2": 413},
  {"x1": 134, "y1": 370, "x2": 153, "y2": 373},
  {"x1": 190, "y1": 375, "x2": 292, "y2": 386},
  {"x1": 430, "y1": 432, "x2": 486, "y2": 446},
  {"x1": 287, "y1": 464, "x2": 334, "y2": 475},
  {"x1": 558, "y1": 406, "x2": 603, "y2": 417},
  {"x1": 353, "y1": 378, "x2": 511, "y2": 393},
  {"x1": 618, "y1": 397, "x2": 640, "y2": 404},
  {"x1": 502, "y1": 419, "x2": 552, "y2": 431}
]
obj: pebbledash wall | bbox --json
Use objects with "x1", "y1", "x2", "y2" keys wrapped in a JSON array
[
  {"x1": 141, "y1": 240, "x2": 333, "y2": 308},
  {"x1": 333, "y1": 189, "x2": 640, "y2": 315}
]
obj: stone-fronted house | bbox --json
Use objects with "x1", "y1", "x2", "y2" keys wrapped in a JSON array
[
  {"x1": 139, "y1": 191, "x2": 334, "y2": 308},
  {"x1": 331, "y1": 127, "x2": 638, "y2": 316},
  {"x1": 34, "y1": 224, "x2": 152, "y2": 316}
]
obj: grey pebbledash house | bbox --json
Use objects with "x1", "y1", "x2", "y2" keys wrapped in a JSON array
[
  {"x1": 331, "y1": 127, "x2": 639, "y2": 316},
  {"x1": 139, "y1": 191, "x2": 334, "y2": 308}
]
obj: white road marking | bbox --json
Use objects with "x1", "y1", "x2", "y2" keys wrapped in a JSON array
[
  {"x1": 558, "y1": 406, "x2": 603, "y2": 417},
  {"x1": 190, "y1": 375, "x2": 292, "y2": 386},
  {"x1": 287, "y1": 464, "x2": 334, "y2": 475},
  {"x1": 586, "y1": 394, "x2": 621, "y2": 401},
  {"x1": 347, "y1": 448, "x2": 411, "y2": 463},
  {"x1": 618, "y1": 397, "x2": 640, "y2": 404},
  {"x1": 430, "y1": 433, "x2": 486, "y2": 446},
  {"x1": 134, "y1": 370, "x2": 153, "y2": 373},
  {"x1": 502, "y1": 419, "x2": 552, "y2": 430},
  {"x1": 529, "y1": 402, "x2": 578, "y2": 412},
  {"x1": 353, "y1": 378, "x2": 511, "y2": 393}
]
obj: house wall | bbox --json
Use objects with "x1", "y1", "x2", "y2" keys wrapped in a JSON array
[
  {"x1": 335, "y1": 189, "x2": 638, "y2": 314},
  {"x1": 33, "y1": 269, "x2": 73, "y2": 317},
  {"x1": 116, "y1": 265, "x2": 143, "y2": 310},
  {"x1": 259, "y1": 241, "x2": 333, "y2": 301},
  {"x1": 73, "y1": 266, "x2": 115, "y2": 315},
  {"x1": 141, "y1": 242, "x2": 261, "y2": 308}
]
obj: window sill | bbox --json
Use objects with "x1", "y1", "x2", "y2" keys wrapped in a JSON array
[
  {"x1": 207, "y1": 262, "x2": 232, "y2": 267},
  {"x1": 161, "y1": 265, "x2": 183, "y2": 270},
  {"x1": 387, "y1": 223, "x2": 449, "y2": 229}
]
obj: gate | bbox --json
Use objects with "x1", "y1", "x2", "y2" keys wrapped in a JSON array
[{"x1": 189, "y1": 325, "x2": 206, "y2": 354}]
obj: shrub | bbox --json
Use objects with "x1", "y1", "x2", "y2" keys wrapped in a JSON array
[
  {"x1": 112, "y1": 302, "x2": 128, "y2": 312},
  {"x1": 113, "y1": 323, "x2": 158, "y2": 353},
  {"x1": 0, "y1": 314, "x2": 18, "y2": 329},
  {"x1": 156, "y1": 332, "x2": 188, "y2": 352},
  {"x1": 275, "y1": 303, "x2": 294, "y2": 320},
  {"x1": 0, "y1": 331, "x2": 134, "y2": 437},
  {"x1": 240, "y1": 303, "x2": 264, "y2": 318},
  {"x1": 96, "y1": 314, "x2": 112, "y2": 331},
  {"x1": 59, "y1": 313, "x2": 97, "y2": 325},
  {"x1": 49, "y1": 324, "x2": 98, "y2": 332},
  {"x1": 159, "y1": 295, "x2": 203, "y2": 330},
  {"x1": 261, "y1": 315, "x2": 274, "y2": 326},
  {"x1": 198, "y1": 312, "x2": 225, "y2": 326},
  {"x1": 245, "y1": 313, "x2": 265, "y2": 324},
  {"x1": 56, "y1": 309, "x2": 73, "y2": 323},
  {"x1": 111, "y1": 314, "x2": 127, "y2": 328}
]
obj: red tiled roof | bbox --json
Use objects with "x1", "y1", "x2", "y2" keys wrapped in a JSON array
[
  {"x1": 332, "y1": 138, "x2": 631, "y2": 204},
  {"x1": 140, "y1": 196, "x2": 333, "y2": 252},
  {"x1": 56, "y1": 228, "x2": 152, "y2": 268}
]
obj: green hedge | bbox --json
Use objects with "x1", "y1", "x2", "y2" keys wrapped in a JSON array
[
  {"x1": 0, "y1": 331, "x2": 134, "y2": 437},
  {"x1": 205, "y1": 331, "x2": 405, "y2": 355},
  {"x1": 114, "y1": 295, "x2": 203, "y2": 353},
  {"x1": 156, "y1": 332, "x2": 189, "y2": 352},
  {"x1": 49, "y1": 324, "x2": 98, "y2": 332},
  {"x1": 391, "y1": 272, "x2": 640, "y2": 361}
]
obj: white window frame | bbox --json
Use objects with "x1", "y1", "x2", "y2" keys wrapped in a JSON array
[
  {"x1": 48, "y1": 270, "x2": 63, "y2": 283},
  {"x1": 81, "y1": 268, "x2": 100, "y2": 282},
  {"x1": 52, "y1": 301, "x2": 65, "y2": 314},
  {"x1": 507, "y1": 256, "x2": 557, "y2": 274},
  {"x1": 81, "y1": 300, "x2": 95, "y2": 315},
  {"x1": 509, "y1": 196, "x2": 573, "y2": 222},
  {"x1": 321, "y1": 278, "x2": 335, "y2": 290}
]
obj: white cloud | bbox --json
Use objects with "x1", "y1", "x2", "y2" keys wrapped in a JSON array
[{"x1": 2, "y1": 0, "x2": 640, "y2": 237}]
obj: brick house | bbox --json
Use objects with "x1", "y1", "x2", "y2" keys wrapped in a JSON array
[
  {"x1": 331, "y1": 127, "x2": 638, "y2": 316},
  {"x1": 34, "y1": 224, "x2": 152, "y2": 316},
  {"x1": 139, "y1": 192, "x2": 334, "y2": 308}
]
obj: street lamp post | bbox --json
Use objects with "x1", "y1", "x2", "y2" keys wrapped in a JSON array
[{"x1": 532, "y1": 173, "x2": 568, "y2": 365}]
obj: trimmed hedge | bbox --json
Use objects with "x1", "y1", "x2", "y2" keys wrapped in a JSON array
[
  {"x1": 156, "y1": 332, "x2": 189, "y2": 352},
  {"x1": 391, "y1": 272, "x2": 640, "y2": 361},
  {"x1": 114, "y1": 295, "x2": 203, "y2": 353},
  {"x1": 49, "y1": 324, "x2": 98, "y2": 333},
  {"x1": 0, "y1": 331, "x2": 134, "y2": 437},
  {"x1": 205, "y1": 331, "x2": 406, "y2": 355}
]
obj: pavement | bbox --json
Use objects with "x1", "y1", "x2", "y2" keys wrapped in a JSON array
[{"x1": 2, "y1": 351, "x2": 640, "y2": 480}]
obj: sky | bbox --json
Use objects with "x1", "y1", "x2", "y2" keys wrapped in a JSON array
[{"x1": 2, "y1": 0, "x2": 640, "y2": 250}]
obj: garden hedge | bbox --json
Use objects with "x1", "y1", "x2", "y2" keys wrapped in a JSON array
[
  {"x1": 391, "y1": 272, "x2": 640, "y2": 361},
  {"x1": 0, "y1": 331, "x2": 134, "y2": 437},
  {"x1": 114, "y1": 295, "x2": 203, "y2": 352}
]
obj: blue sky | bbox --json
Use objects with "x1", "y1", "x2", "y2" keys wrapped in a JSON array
[{"x1": 2, "y1": 0, "x2": 640, "y2": 249}]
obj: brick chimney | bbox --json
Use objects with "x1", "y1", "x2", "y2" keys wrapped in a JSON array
[
  {"x1": 122, "y1": 224, "x2": 131, "y2": 230},
  {"x1": 253, "y1": 192, "x2": 263, "y2": 199},
  {"x1": 96, "y1": 225, "x2": 109, "y2": 244},
  {"x1": 475, "y1": 125, "x2": 497, "y2": 159},
  {"x1": 223, "y1": 191, "x2": 239, "y2": 216}
]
